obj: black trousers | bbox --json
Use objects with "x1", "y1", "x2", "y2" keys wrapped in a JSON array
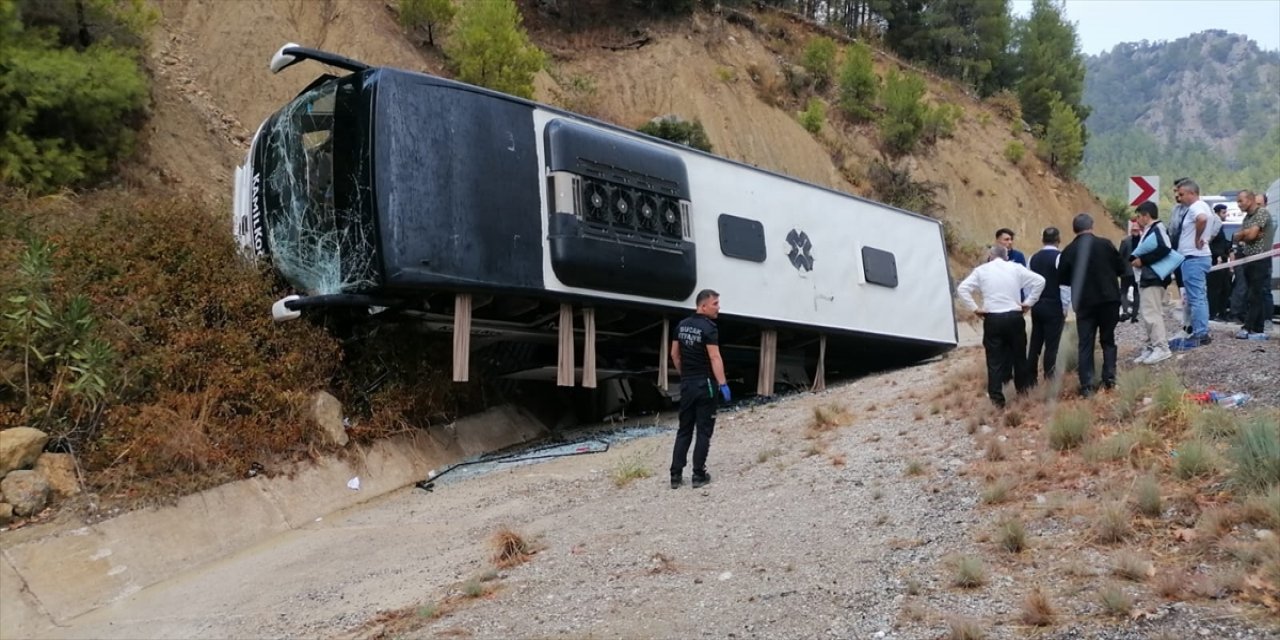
[
  {"x1": 1208, "y1": 264, "x2": 1231, "y2": 319},
  {"x1": 1229, "y1": 268, "x2": 1248, "y2": 321},
  {"x1": 1242, "y1": 259, "x2": 1271, "y2": 334},
  {"x1": 1120, "y1": 276, "x2": 1140, "y2": 319},
  {"x1": 671, "y1": 377, "x2": 718, "y2": 476},
  {"x1": 1076, "y1": 302, "x2": 1119, "y2": 392},
  {"x1": 1028, "y1": 308, "x2": 1065, "y2": 382},
  {"x1": 982, "y1": 311, "x2": 1030, "y2": 406}
]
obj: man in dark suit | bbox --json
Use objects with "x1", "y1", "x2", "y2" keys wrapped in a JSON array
[
  {"x1": 1117, "y1": 218, "x2": 1142, "y2": 323},
  {"x1": 1027, "y1": 227, "x2": 1069, "y2": 383},
  {"x1": 1207, "y1": 203, "x2": 1233, "y2": 320},
  {"x1": 1058, "y1": 213, "x2": 1125, "y2": 397}
]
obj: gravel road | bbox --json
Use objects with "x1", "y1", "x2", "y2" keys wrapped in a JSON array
[{"x1": 361, "y1": 349, "x2": 1277, "y2": 640}]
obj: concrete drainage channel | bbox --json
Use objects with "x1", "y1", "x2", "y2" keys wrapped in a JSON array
[
  {"x1": 0, "y1": 394, "x2": 799, "y2": 639},
  {"x1": 414, "y1": 422, "x2": 675, "y2": 491}
]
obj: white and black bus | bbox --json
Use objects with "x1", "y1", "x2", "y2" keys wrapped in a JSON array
[{"x1": 232, "y1": 43, "x2": 958, "y2": 408}]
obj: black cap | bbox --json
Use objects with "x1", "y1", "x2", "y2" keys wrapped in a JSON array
[{"x1": 1213, "y1": 203, "x2": 1227, "y2": 212}]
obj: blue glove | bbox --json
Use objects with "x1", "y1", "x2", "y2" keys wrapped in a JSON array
[{"x1": 719, "y1": 384, "x2": 731, "y2": 402}]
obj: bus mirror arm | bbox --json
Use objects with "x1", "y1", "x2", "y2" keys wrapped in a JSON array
[
  {"x1": 270, "y1": 42, "x2": 371, "y2": 75},
  {"x1": 272, "y1": 293, "x2": 409, "y2": 322}
]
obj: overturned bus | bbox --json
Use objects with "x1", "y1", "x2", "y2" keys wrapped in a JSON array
[{"x1": 232, "y1": 43, "x2": 958, "y2": 413}]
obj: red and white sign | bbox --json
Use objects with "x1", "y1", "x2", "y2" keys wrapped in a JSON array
[{"x1": 1128, "y1": 175, "x2": 1159, "y2": 206}]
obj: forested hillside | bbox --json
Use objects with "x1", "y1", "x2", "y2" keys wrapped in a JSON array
[{"x1": 1081, "y1": 29, "x2": 1280, "y2": 200}]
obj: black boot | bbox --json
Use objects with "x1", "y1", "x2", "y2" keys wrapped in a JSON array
[{"x1": 691, "y1": 471, "x2": 711, "y2": 488}]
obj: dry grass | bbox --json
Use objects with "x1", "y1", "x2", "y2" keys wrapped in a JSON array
[
  {"x1": 1228, "y1": 414, "x2": 1280, "y2": 494},
  {"x1": 810, "y1": 402, "x2": 850, "y2": 433},
  {"x1": 1134, "y1": 474, "x2": 1163, "y2": 518},
  {"x1": 609, "y1": 449, "x2": 654, "y2": 488},
  {"x1": 1111, "y1": 551, "x2": 1153, "y2": 582},
  {"x1": 1193, "y1": 405, "x2": 1240, "y2": 440},
  {"x1": 756, "y1": 447, "x2": 782, "y2": 464},
  {"x1": 1082, "y1": 430, "x2": 1138, "y2": 465},
  {"x1": 1003, "y1": 409, "x2": 1024, "y2": 428},
  {"x1": 997, "y1": 517, "x2": 1027, "y2": 553},
  {"x1": 647, "y1": 552, "x2": 678, "y2": 575},
  {"x1": 1112, "y1": 367, "x2": 1152, "y2": 421},
  {"x1": 905, "y1": 459, "x2": 926, "y2": 476},
  {"x1": 1154, "y1": 568, "x2": 1186, "y2": 600},
  {"x1": 1047, "y1": 404, "x2": 1091, "y2": 450},
  {"x1": 949, "y1": 554, "x2": 987, "y2": 589},
  {"x1": 980, "y1": 478, "x2": 1013, "y2": 504},
  {"x1": 1098, "y1": 584, "x2": 1133, "y2": 616},
  {"x1": 1020, "y1": 586, "x2": 1055, "y2": 627},
  {"x1": 1148, "y1": 372, "x2": 1190, "y2": 430},
  {"x1": 1093, "y1": 503, "x2": 1131, "y2": 544},
  {"x1": 1241, "y1": 485, "x2": 1280, "y2": 529},
  {"x1": 1173, "y1": 438, "x2": 1218, "y2": 479},
  {"x1": 946, "y1": 616, "x2": 986, "y2": 640},
  {"x1": 1194, "y1": 506, "x2": 1235, "y2": 543},
  {"x1": 490, "y1": 526, "x2": 532, "y2": 568},
  {"x1": 983, "y1": 438, "x2": 1006, "y2": 461}
]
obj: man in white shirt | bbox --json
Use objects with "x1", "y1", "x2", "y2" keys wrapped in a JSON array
[
  {"x1": 1173, "y1": 180, "x2": 1219, "y2": 348},
  {"x1": 957, "y1": 245, "x2": 1047, "y2": 408}
]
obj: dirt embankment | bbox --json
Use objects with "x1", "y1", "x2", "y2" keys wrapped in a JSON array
[{"x1": 134, "y1": 1, "x2": 1115, "y2": 253}]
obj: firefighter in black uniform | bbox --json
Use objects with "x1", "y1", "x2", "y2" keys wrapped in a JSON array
[{"x1": 669, "y1": 288, "x2": 730, "y2": 489}]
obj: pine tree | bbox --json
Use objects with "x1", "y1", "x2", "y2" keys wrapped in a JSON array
[
  {"x1": 1042, "y1": 97, "x2": 1084, "y2": 177},
  {"x1": 1015, "y1": 0, "x2": 1087, "y2": 133},
  {"x1": 399, "y1": 0, "x2": 455, "y2": 47},
  {"x1": 837, "y1": 41, "x2": 878, "y2": 121},
  {"x1": 444, "y1": 0, "x2": 545, "y2": 99},
  {"x1": 879, "y1": 68, "x2": 928, "y2": 155},
  {"x1": 0, "y1": 0, "x2": 150, "y2": 193}
]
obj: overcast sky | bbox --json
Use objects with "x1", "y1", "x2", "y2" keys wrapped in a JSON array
[{"x1": 1010, "y1": 0, "x2": 1280, "y2": 56}]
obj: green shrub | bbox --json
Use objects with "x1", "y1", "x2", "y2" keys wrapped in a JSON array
[
  {"x1": 1, "y1": 238, "x2": 116, "y2": 449},
  {"x1": 1112, "y1": 368, "x2": 1152, "y2": 421},
  {"x1": 1004, "y1": 140, "x2": 1026, "y2": 165},
  {"x1": 1230, "y1": 414, "x2": 1280, "y2": 493},
  {"x1": 398, "y1": 0, "x2": 456, "y2": 46},
  {"x1": 922, "y1": 103, "x2": 962, "y2": 143},
  {"x1": 1083, "y1": 430, "x2": 1138, "y2": 464},
  {"x1": 1, "y1": 3, "x2": 151, "y2": 194},
  {"x1": 1194, "y1": 405, "x2": 1241, "y2": 440},
  {"x1": 637, "y1": 116, "x2": 713, "y2": 153},
  {"x1": 1038, "y1": 97, "x2": 1084, "y2": 177},
  {"x1": 865, "y1": 160, "x2": 943, "y2": 217},
  {"x1": 799, "y1": 98, "x2": 826, "y2": 133},
  {"x1": 879, "y1": 69, "x2": 928, "y2": 155},
  {"x1": 1134, "y1": 474, "x2": 1163, "y2": 517},
  {"x1": 1103, "y1": 196, "x2": 1131, "y2": 230},
  {"x1": 986, "y1": 90, "x2": 1021, "y2": 121},
  {"x1": 1048, "y1": 404, "x2": 1091, "y2": 450},
  {"x1": 1173, "y1": 439, "x2": 1217, "y2": 479},
  {"x1": 836, "y1": 41, "x2": 878, "y2": 121},
  {"x1": 800, "y1": 35, "x2": 837, "y2": 88},
  {"x1": 444, "y1": 0, "x2": 545, "y2": 98},
  {"x1": 1149, "y1": 372, "x2": 1188, "y2": 428},
  {"x1": 1, "y1": 193, "x2": 494, "y2": 502}
]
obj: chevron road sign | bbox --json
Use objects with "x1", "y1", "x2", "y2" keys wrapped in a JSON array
[{"x1": 1128, "y1": 175, "x2": 1159, "y2": 207}]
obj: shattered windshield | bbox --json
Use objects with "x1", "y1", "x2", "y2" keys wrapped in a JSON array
[{"x1": 260, "y1": 77, "x2": 377, "y2": 295}]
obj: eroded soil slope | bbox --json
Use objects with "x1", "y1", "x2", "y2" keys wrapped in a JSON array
[{"x1": 135, "y1": 1, "x2": 1117, "y2": 250}]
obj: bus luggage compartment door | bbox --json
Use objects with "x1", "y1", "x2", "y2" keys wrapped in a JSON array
[{"x1": 544, "y1": 119, "x2": 697, "y2": 301}]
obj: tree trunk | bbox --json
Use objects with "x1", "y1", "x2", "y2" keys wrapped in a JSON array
[{"x1": 75, "y1": 0, "x2": 91, "y2": 49}]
